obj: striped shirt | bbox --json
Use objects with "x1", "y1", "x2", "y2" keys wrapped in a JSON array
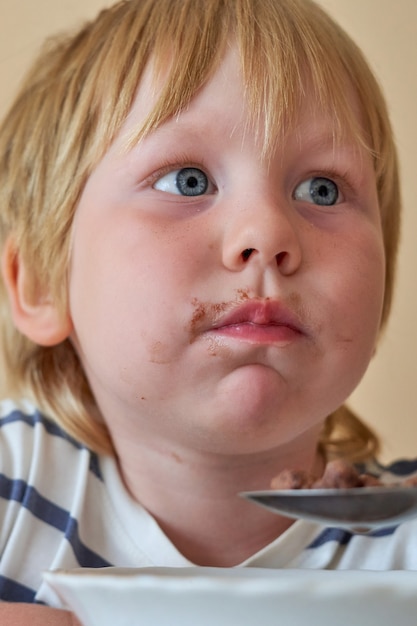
[{"x1": 1, "y1": 399, "x2": 417, "y2": 607}]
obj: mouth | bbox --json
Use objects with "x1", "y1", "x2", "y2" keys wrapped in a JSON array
[{"x1": 195, "y1": 298, "x2": 307, "y2": 346}]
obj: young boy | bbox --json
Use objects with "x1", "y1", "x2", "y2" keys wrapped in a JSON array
[{"x1": 0, "y1": 0, "x2": 413, "y2": 623}]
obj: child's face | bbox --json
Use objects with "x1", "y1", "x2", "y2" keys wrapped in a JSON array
[{"x1": 67, "y1": 47, "x2": 385, "y2": 456}]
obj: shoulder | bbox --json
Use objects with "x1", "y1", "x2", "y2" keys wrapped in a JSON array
[
  {"x1": 0, "y1": 398, "x2": 102, "y2": 480},
  {"x1": 0, "y1": 397, "x2": 81, "y2": 445},
  {"x1": 0, "y1": 399, "x2": 109, "y2": 604}
]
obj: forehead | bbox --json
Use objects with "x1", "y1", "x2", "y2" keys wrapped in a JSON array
[{"x1": 118, "y1": 45, "x2": 369, "y2": 162}]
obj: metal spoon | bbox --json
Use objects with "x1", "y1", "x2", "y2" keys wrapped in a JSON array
[{"x1": 240, "y1": 486, "x2": 417, "y2": 532}]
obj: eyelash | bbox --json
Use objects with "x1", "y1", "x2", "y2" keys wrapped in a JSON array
[
  {"x1": 146, "y1": 159, "x2": 215, "y2": 189},
  {"x1": 303, "y1": 169, "x2": 354, "y2": 196}
]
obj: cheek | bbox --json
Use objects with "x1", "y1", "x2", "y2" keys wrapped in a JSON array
[
  {"x1": 352, "y1": 234, "x2": 385, "y2": 311},
  {"x1": 326, "y1": 229, "x2": 386, "y2": 351},
  {"x1": 67, "y1": 217, "x2": 198, "y2": 364},
  {"x1": 302, "y1": 229, "x2": 385, "y2": 413}
]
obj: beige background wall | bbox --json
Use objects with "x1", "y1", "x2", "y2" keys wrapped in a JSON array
[{"x1": 0, "y1": 0, "x2": 416, "y2": 461}]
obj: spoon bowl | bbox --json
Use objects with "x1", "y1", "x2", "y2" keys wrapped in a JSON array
[{"x1": 240, "y1": 486, "x2": 417, "y2": 532}]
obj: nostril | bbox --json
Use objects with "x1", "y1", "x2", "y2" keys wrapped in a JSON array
[
  {"x1": 241, "y1": 248, "x2": 254, "y2": 261},
  {"x1": 275, "y1": 251, "x2": 287, "y2": 265}
]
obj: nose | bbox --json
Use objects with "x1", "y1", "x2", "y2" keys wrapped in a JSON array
[{"x1": 222, "y1": 192, "x2": 303, "y2": 275}]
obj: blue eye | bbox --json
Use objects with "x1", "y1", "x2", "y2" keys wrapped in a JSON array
[
  {"x1": 154, "y1": 167, "x2": 211, "y2": 196},
  {"x1": 294, "y1": 177, "x2": 339, "y2": 206}
]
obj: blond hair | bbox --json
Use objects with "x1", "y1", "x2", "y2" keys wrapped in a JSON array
[{"x1": 0, "y1": 0, "x2": 400, "y2": 458}]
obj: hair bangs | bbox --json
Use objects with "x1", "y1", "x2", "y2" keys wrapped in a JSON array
[
  {"x1": 236, "y1": 0, "x2": 375, "y2": 160},
  {"x1": 121, "y1": 0, "x2": 372, "y2": 162}
]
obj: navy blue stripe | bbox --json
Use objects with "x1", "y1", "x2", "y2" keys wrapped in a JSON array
[
  {"x1": 308, "y1": 524, "x2": 398, "y2": 549},
  {"x1": 0, "y1": 409, "x2": 81, "y2": 446},
  {"x1": 0, "y1": 408, "x2": 103, "y2": 480},
  {"x1": 0, "y1": 575, "x2": 36, "y2": 603},
  {"x1": 89, "y1": 453, "x2": 103, "y2": 480},
  {"x1": 384, "y1": 458, "x2": 417, "y2": 476},
  {"x1": 308, "y1": 527, "x2": 354, "y2": 548},
  {"x1": 0, "y1": 474, "x2": 111, "y2": 568},
  {"x1": 359, "y1": 457, "x2": 417, "y2": 477}
]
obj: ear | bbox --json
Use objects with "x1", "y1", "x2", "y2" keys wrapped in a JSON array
[{"x1": 1, "y1": 237, "x2": 73, "y2": 346}]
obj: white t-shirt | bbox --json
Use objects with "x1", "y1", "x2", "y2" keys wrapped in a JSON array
[{"x1": 1, "y1": 399, "x2": 417, "y2": 608}]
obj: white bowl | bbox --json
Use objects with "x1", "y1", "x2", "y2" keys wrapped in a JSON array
[{"x1": 44, "y1": 566, "x2": 417, "y2": 626}]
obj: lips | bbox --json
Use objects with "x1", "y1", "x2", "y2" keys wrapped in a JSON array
[{"x1": 207, "y1": 299, "x2": 305, "y2": 345}]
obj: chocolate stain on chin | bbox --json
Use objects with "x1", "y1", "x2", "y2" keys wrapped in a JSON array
[
  {"x1": 204, "y1": 335, "x2": 233, "y2": 358},
  {"x1": 148, "y1": 340, "x2": 172, "y2": 364}
]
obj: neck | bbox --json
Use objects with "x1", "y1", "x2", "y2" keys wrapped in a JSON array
[{"x1": 112, "y1": 430, "x2": 323, "y2": 567}]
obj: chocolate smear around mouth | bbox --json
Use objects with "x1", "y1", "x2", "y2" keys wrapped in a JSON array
[
  {"x1": 188, "y1": 289, "x2": 254, "y2": 342},
  {"x1": 188, "y1": 298, "x2": 229, "y2": 342}
]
